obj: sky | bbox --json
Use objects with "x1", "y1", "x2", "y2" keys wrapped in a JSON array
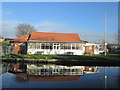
[{"x1": 2, "y1": 2, "x2": 118, "y2": 44}]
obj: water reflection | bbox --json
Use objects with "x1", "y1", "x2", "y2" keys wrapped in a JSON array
[
  {"x1": 2, "y1": 63, "x2": 119, "y2": 88},
  {"x1": 2, "y1": 63, "x2": 99, "y2": 82}
]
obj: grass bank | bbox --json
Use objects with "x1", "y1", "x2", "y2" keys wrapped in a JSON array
[
  {"x1": 2, "y1": 54, "x2": 120, "y2": 61},
  {"x1": 2, "y1": 54, "x2": 120, "y2": 66}
]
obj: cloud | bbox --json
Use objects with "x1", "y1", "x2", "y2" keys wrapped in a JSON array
[
  {"x1": 1, "y1": 20, "x2": 118, "y2": 44},
  {"x1": 78, "y1": 30, "x2": 118, "y2": 44},
  {"x1": 36, "y1": 21, "x2": 68, "y2": 32},
  {"x1": 36, "y1": 21, "x2": 118, "y2": 44},
  {"x1": 1, "y1": 21, "x2": 19, "y2": 38}
]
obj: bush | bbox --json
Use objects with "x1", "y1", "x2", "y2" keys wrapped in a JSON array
[{"x1": 2, "y1": 41, "x2": 10, "y2": 45}]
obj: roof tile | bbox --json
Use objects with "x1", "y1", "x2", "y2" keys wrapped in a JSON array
[
  {"x1": 10, "y1": 34, "x2": 29, "y2": 42},
  {"x1": 29, "y1": 32, "x2": 85, "y2": 42},
  {"x1": 10, "y1": 32, "x2": 88, "y2": 43}
]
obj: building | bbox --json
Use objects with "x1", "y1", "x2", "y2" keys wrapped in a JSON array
[
  {"x1": 4, "y1": 38, "x2": 14, "y2": 41},
  {"x1": 0, "y1": 36, "x2": 14, "y2": 55},
  {"x1": 84, "y1": 43, "x2": 100, "y2": 55},
  {"x1": 10, "y1": 32, "x2": 100, "y2": 55},
  {"x1": 0, "y1": 36, "x2": 4, "y2": 42},
  {"x1": 107, "y1": 44, "x2": 120, "y2": 54}
]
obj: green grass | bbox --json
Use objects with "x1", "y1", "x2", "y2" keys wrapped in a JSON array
[{"x1": 2, "y1": 54, "x2": 120, "y2": 61}]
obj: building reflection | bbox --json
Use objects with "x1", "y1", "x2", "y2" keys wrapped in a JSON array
[{"x1": 3, "y1": 63, "x2": 100, "y2": 82}]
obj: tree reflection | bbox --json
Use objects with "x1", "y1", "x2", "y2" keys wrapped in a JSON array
[{"x1": 14, "y1": 76, "x2": 28, "y2": 83}]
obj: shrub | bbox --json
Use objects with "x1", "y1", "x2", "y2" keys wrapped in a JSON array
[{"x1": 2, "y1": 41, "x2": 10, "y2": 45}]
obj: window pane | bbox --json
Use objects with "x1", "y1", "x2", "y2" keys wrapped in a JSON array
[
  {"x1": 50, "y1": 43, "x2": 53, "y2": 49},
  {"x1": 79, "y1": 45, "x2": 83, "y2": 50},
  {"x1": 68, "y1": 44, "x2": 71, "y2": 49},
  {"x1": 41, "y1": 43, "x2": 45, "y2": 49},
  {"x1": 72, "y1": 44, "x2": 75, "y2": 49},
  {"x1": 64, "y1": 44, "x2": 68, "y2": 49},
  {"x1": 32, "y1": 43, "x2": 35, "y2": 49},
  {"x1": 36, "y1": 43, "x2": 40, "y2": 49},
  {"x1": 60, "y1": 44, "x2": 64, "y2": 49}
]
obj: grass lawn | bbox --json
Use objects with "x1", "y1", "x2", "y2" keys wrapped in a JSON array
[{"x1": 2, "y1": 54, "x2": 120, "y2": 61}]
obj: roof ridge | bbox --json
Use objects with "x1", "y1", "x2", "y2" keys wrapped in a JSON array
[{"x1": 32, "y1": 31, "x2": 77, "y2": 35}]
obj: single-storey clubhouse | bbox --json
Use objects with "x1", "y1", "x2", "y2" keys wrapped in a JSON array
[{"x1": 10, "y1": 32, "x2": 100, "y2": 55}]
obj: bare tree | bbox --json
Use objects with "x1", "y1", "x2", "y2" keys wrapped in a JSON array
[{"x1": 15, "y1": 23, "x2": 36, "y2": 37}]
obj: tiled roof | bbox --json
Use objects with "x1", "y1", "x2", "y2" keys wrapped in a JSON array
[
  {"x1": 10, "y1": 32, "x2": 88, "y2": 43},
  {"x1": 10, "y1": 34, "x2": 30, "y2": 42},
  {"x1": 29, "y1": 32, "x2": 85, "y2": 42}
]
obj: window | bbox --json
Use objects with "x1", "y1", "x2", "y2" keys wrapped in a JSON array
[
  {"x1": 41, "y1": 43, "x2": 45, "y2": 49},
  {"x1": 41, "y1": 43, "x2": 53, "y2": 49},
  {"x1": 36, "y1": 43, "x2": 40, "y2": 49},
  {"x1": 61, "y1": 43, "x2": 71, "y2": 49},
  {"x1": 76, "y1": 44, "x2": 79, "y2": 50},
  {"x1": 68, "y1": 44, "x2": 71, "y2": 49},
  {"x1": 60, "y1": 44, "x2": 64, "y2": 49},
  {"x1": 54, "y1": 43, "x2": 60, "y2": 50},
  {"x1": 32, "y1": 43, "x2": 36, "y2": 49},
  {"x1": 28, "y1": 43, "x2": 41, "y2": 49},
  {"x1": 50, "y1": 43, "x2": 53, "y2": 49},
  {"x1": 46, "y1": 43, "x2": 50, "y2": 49},
  {"x1": 72, "y1": 44, "x2": 76, "y2": 49},
  {"x1": 76, "y1": 44, "x2": 83, "y2": 50},
  {"x1": 64, "y1": 44, "x2": 68, "y2": 49},
  {"x1": 57, "y1": 46, "x2": 59, "y2": 49}
]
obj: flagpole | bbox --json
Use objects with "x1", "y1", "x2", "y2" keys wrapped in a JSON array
[
  {"x1": 104, "y1": 13, "x2": 107, "y2": 56},
  {"x1": 104, "y1": 13, "x2": 107, "y2": 90}
]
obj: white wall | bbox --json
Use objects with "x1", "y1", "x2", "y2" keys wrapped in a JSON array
[
  {"x1": 27, "y1": 42, "x2": 100, "y2": 55},
  {"x1": 27, "y1": 49, "x2": 85, "y2": 55}
]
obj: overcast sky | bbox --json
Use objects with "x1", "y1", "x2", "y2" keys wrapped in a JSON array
[{"x1": 2, "y1": 2, "x2": 118, "y2": 44}]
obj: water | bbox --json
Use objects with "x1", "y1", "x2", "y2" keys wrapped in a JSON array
[{"x1": 1, "y1": 62, "x2": 120, "y2": 88}]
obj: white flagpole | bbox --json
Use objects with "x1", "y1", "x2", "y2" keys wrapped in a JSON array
[
  {"x1": 104, "y1": 13, "x2": 107, "y2": 56},
  {"x1": 104, "y1": 14, "x2": 107, "y2": 89}
]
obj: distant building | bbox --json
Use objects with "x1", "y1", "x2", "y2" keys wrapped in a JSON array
[
  {"x1": 0, "y1": 36, "x2": 4, "y2": 42},
  {"x1": 4, "y1": 38, "x2": 14, "y2": 41},
  {"x1": 10, "y1": 32, "x2": 100, "y2": 55},
  {"x1": 107, "y1": 44, "x2": 120, "y2": 53},
  {"x1": 107, "y1": 44, "x2": 120, "y2": 50}
]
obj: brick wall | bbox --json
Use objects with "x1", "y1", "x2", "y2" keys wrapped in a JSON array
[
  {"x1": 13, "y1": 43, "x2": 20, "y2": 54},
  {"x1": 13, "y1": 43, "x2": 27, "y2": 54},
  {"x1": 85, "y1": 45, "x2": 94, "y2": 55}
]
